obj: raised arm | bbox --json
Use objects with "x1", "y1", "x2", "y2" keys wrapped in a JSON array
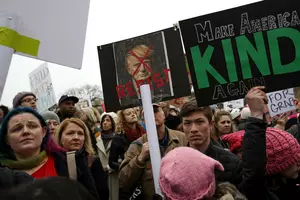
[{"x1": 240, "y1": 86, "x2": 268, "y2": 200}]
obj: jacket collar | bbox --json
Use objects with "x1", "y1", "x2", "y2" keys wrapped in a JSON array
[{"x1": 141, "y1": 127, "x2": 180, "y2": 145}]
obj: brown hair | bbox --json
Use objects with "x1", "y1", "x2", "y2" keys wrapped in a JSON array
[
  {"x1": 213, "y1": 111, "x2": 235, "y2": 138},
  {"x1": 179, "y1": 101, "x2": 213, "y2": 122},
  {"x1": 294, "y1": 87, "x2": 300, "y2": 99},
  {"x1": 55, "y1": 118, "x2": 95, "y2": 155}
]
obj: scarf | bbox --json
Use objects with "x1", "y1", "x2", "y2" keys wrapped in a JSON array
[
  {"x1": 101, "y1": 131, "x2": 116, "y2": 149},
  {"x1": 0, "y1": 150, "x2": 47, "y2": 170},
  {"x1": 123, "y1": 123, "x2": 146, "y2": 142}
]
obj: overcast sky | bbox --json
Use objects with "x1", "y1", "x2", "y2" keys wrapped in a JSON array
[{"x1": 0, "y1": 0, "x2": 259, "y2": 107}]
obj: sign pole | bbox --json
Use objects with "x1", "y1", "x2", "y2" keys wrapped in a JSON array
[
  {"x1": 140, "y1": 84, "x2": 163, "y2": 197},
  {"x1": 0, "y1": 13, "x2": 18, "y2": 100}
]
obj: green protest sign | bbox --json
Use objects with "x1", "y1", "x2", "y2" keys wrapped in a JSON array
[{"x1": 180, "y1": 0, "x2": 300, "y2": 106}]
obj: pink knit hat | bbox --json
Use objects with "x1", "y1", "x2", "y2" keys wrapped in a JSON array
[
  {"x1": 266, "y1": 128, "x2": 300, "y2": 175},
  {"x1": 159, "y1": 147, "x2": 224, "y2": 200}
]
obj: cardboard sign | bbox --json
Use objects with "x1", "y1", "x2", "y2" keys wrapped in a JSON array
[
  {"x1": 98, "y1": 28, "x2": 190, "y2": 111},
  {"x1": 267, "y1": 88, "x2": 295, "y2": 117},
  {"x1": 179, "y1": 0, "x2": 300, "y2": 106},
  {"x1": 29, "y1": 62, "x2": 56, "y2": 112}
]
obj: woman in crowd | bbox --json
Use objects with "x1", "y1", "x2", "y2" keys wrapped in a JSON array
[
  {"x1": 109, "y1": 108, "x2": 146, "y2": 171},
  {"x1": 41, "y1": 111, "x2": 60, "y2": 135},
  {"x1": 159, "y1": 147, "x2": 246, "y2": 200},
  {"x1": 82, "y1": 107, "x2": 101, "y2": 132},
  {"x1": 213, "y1": 110, "x2": 236, "y2": 148},
  {"x1": 0, "y1": 107, "x2": 99, "y2": 199},
  {"x1": 55, "y1": 118, "x2": 109, "y2": 200},
  {"x1": 241, "y1": 86, "x2": 300, "y2": 200},
  {"x1": 80, "y1": 107, "x2": 103, "y2": 161},
  {"x1": 110, "y1": 108, "x2": 146, "y2": 199},
  {"x1": 95, "y1": 112, "x2": 119, "y2": 200}
]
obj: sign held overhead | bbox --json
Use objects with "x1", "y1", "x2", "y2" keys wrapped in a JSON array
[
  {"x1": 98, "y1": 28, "x2": 190, "y2": 111},
  {"x1": 179, "y1": 0, "x2": 300, "y2": 106}
]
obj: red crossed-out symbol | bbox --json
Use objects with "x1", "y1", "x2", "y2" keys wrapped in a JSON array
[{"x1": 129, "y1": 45, "x2": 153, "y2": 78}]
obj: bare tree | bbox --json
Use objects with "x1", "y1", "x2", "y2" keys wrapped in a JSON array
[{"x1": 64, "y1": 84, "x2": 103, "y2": 99}]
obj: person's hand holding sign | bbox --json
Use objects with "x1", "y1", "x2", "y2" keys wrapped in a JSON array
[
  {"x1": 246, "y1": 86, "x2": 268, "y2": 120},
  {"x1": 138, "y1": 142, "x2": 150, "y2": 165}
]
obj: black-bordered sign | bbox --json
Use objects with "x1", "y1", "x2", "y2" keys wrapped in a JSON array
[
  {"x1": 179, "y1": 0, "x2": 300, "y2": 106},
  {"x1": 98, "y1": 28, "x2": 190, "y2": 111}
]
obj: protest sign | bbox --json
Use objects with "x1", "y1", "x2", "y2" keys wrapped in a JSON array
[
  {"x1": 267, "y1": 88, "x2": 295, "y2": 117},
  {"x1": 29, "y1": 62, "x2": 56, "y2": 112},
  {"x1": 77, "y1": 95, "x2": 92, "y2": 109},
  {"x1": 179, "y1": 0, "x2": 300, "y2": 106},
  {"x1": 223, "y1": 99, "x2": 244, "y2": 111},
  {"x1": 98, "y1": 28, "x2": 190, "y2": 111}
]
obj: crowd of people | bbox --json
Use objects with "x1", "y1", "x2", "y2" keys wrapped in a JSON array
[{"x1": 0, "y1": 86, "x2": 300, "y2": 200}]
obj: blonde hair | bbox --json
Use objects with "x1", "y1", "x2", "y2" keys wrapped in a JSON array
[
  {"x1": 55, "y1": 118, "x2": 95, "y2": 156},
  {"x1": 82, "y1": 107, "x2": 100, "y2": 129}
]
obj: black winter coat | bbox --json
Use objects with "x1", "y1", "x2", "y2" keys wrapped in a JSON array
[
  {"x1": 52, "y1": 150, "x2": 99, "y2": 199},
  {"x1": 0, "y1": 167, "x2": 33, "y2": 190},
  {"x1": 205, "y1": 142, "x2": 242, "y2": 186},
  {"x1": 109, "y1": 134, "x2": 130, "y2": 171},
  {"x1": 90, "y1": 157, "x2": 109, "y2": 200},
  {"x1": 240, "y1": 117, "x2": 300, "y2": 200}
]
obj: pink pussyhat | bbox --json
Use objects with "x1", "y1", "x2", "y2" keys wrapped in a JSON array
[{"x1": 159, "y1": 147, "x2": 224, "y2": 200}]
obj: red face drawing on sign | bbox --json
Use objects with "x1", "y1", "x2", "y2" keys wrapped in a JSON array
[{"x1": 126, "y1": 45, "x2": 153, "y2": 82}]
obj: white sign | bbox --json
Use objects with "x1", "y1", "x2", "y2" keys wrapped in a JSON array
[
  {"x1": 29, "y1": 63, "x2": 56, "y2": 112},
  {"x1": 77, "y1": 95, "x2": 92, "y2": 109},
  {"x1": 267, "y1": 88, "x2": 296, "y2": 117},
  {"x1": 1, "y1": 0, "x2": 90, "y2": 69},
  {"x1": 223, "y1": 99, "x2": 244, "y2": 111}
]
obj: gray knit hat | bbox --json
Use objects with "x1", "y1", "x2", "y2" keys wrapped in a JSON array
[
  {"x1": 41, "y1": 111, "x2": 60, "y2": 123},
  {"x1": 12, "y1": 92, "x2": 36, "y2": 108}
]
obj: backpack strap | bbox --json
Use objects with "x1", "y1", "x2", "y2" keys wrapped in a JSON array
[{"x1": 66, "y1": 151, "x2": 77, "y2": 180}]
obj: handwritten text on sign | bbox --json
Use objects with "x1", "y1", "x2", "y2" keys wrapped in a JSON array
[
  {"x1": 29, "y1": 63, "x2": 56, "y2": 112},
  {"x1": 267, "y1": 88, "x2": 295, "y2": 117}
]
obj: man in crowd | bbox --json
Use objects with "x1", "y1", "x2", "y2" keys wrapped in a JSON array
[
  {"x1": 56, "y1": 95, "x2": 79, "y2": 122},
  {"x1": 119, "y1": 103, "x2": 187, "y2": 200},
  {"x1": 180, "y1": 101, "x2": 242, "y2": 186},
  {"x1": 12, "y1": 92, "x2": 37, "y2": 110}
]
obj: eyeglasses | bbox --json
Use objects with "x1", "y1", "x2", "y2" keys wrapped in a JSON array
[{"x1": 22, "y1": 98, "x2": 38, "y2": 103}]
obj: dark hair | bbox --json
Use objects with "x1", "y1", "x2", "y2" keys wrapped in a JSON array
[
  {"x1": 0, "y1": 105, "x2": 9, "y2": 118},
  {"x1": 180, "y1": 101, "x2": 213, "y2": 121},
  {"x1": 100, "y1": 114, "x2": 116, "y2": 133},
  {"x1": 0, "y1": 107, "x2": 62, "y2": 159}
]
